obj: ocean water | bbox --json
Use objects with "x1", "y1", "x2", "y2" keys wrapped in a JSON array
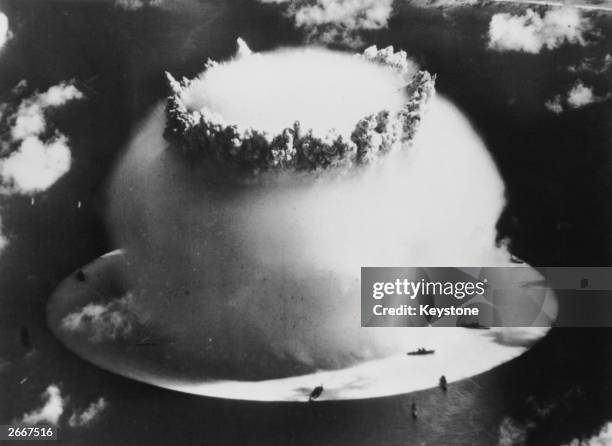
[{"x1": 0, "y1": 1, "x2": 611, "y2": 445}]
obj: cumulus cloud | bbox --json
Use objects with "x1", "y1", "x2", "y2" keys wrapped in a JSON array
[
  {"x1": 545, "y1": 80, "x2": 610, "y2": 113},
  {"x1": 487, "y1": 7, "x2": 593, "y2": 53},
  {"x1": 0, "y1": 81, "x2": 84, "y2": 195},
  {"x1": 259, "y1": 0, "x2": 394, "y2": 47},
  {"x1": 544, "y1": 94, "x2": 564, "y2": 114},
  {"x1": 563, "y1": 422, "x2": 612, "y2": 446},
  {"x1": 0, "y1": 11, "x2": 10, "y2": 49},
  {"x1": 68, "y1": 398, "x2": 108, "y2": 428},
  {"x1": 0, "y1": 136, "x2": 72, "y2": 194},
  {"x1": 114, "y1": 0, "x2": 163, "y2": 9},
  {"x1": 17, "y1": 385, "x2": 65, "y2": 426},
  {"x1": 0, "y1": 219, "x2": 7, "y2": 252},
  {"x1": 406, "y1": 0, "x2": 479, "y2": 7},
  {"x1": 9, "y1": 83, "x2": 83, "y2": 140},
  {"x1": 497, "y1": 416, "x2": 528, "y2": 446},
  {"x1": 567, "y1": 81, "x2": 598, "y2": 108},
  {"x1": 569, "y1": 54, "x2": 612, "y2": 74},
  {"x1": 61, "y1": 294, "x2": 136, "y2": 342}
]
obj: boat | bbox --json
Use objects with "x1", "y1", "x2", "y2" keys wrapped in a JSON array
[
  {"x1": 439, "y1": 375, "x2": 447, "y2": 392},
  {"x1": 309, "y1": 385, "x2": 324, "y2": 402},
  {"x1": 406, "y1": 347, "x2": 435, "y2": 356}
]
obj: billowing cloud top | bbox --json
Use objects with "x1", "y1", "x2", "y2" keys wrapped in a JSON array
[
  {"x1": 487, "y1": 7, "x2": 594, "y2": 53},
  {"x1": 164, "y1": 40, "x2": 435, "y2": 176}
]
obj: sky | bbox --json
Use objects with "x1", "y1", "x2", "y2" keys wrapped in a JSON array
[{"x1": 0, "y1": 0, "x2": 611, "y2": 445}]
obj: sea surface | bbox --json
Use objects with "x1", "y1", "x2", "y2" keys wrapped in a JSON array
[{"x1": 0, "y1": 1, "x2": 611, "y2": 444}]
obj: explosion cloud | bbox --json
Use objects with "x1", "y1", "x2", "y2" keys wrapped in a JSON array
[
  {"x1": 165, "y1": 42, "x2": 433, "y2": 175},
  {"x1": 0, "y1": 12, "x2": 9, "y2": 49},
  {"x1": 107, "y1": 40, "x2": 515, "y2": 380}
]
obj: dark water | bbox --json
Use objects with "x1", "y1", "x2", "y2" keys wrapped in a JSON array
[{"x1": 0, "y1": 1, "x2": 611, "y2": 444}]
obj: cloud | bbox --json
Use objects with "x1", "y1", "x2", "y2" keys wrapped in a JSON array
[
  {"x1": 61, "y1": 294, "x2": 136, "y2": 342},
  {"x1": 406, "y1": 0, "x2": 479, "y2": 7},
  {"x1": 563, "y1": 422, "x2": 612, "y2": 446},
  {"x1": 0, "y1": 12, "x2": 10, "y2": 49},
  {"x1": 0, "y1": 81, "x2": 84, "y2": 195},
  {"x1": 497, "y1": 416, "x2": 528, "y2": 446},
  {"x1": 68, "y1": 398, "x2": 108, "y2": 428},
  {"x1": 114, "y1": 0, "x2": 163, "y2": 9},
  {"x1": 0, "y1": 218, "x2": 7, "y2": 253},
  {"x1": 18, "y1": 385, "x2": 66, "y2": 426},
  {"x1": 487, "y1": 7, "x2": 593, "y2": 53},
  {"x1": 545, "y1": 80, "x2": 610, "y2": 113},
  {"x1": 544, "y1": 94, "x2": 564, "y2": 114},
  {"x1": 259, "y1": 0, "x2": 394, "y2": 47},
  {"x1": 569, "y1": 54, "x2": 612, "y2": 74},
  {"x1": 567, "y1": 81, "x2": 597, "y2": 108},
  {"x1": 10, "y1": 83, "x2": 83, "y2": 140},
  {"x1": 178, "y1": 46, "x2": 413, "y2": 139},
  {"x1": 0, "y1": 136, "x2": 72, "y2": 194}
]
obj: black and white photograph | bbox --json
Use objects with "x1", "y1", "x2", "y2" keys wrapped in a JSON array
[{"x1": 0, "y1": 0, "x2": 611, "y2": 444}]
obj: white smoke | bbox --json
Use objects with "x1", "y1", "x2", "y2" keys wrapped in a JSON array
[
  {"x1": 181, "y1": 47, "x2": 410, "y2": 138},
  {"x1": 108, "y1": 47, "x2": 515, "y2": 379},
  {"x1": 487, "y1": 7, "x2": 593, "y2": 53},
  {"x1": 0, "y1": 12, "x2": 10, "y2": 49}
]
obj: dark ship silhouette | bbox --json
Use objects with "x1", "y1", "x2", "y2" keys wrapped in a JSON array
[
  {"x1": 439, "y1": 375, "x2": 447, "y2": 392},
  {"x1": 309, "y1": 385, "x2": 324, "y2": 402},
  {"x1": 406, "y1": 347, "x2": 435, "y2": 356}
]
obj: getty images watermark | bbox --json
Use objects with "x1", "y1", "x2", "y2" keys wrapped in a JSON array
[{"x1": 361, "y1": 267, "x2": 612, "y2": 327}]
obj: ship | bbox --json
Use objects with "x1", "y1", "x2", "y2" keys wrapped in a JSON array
[{"x1": 406, "y1": 347, "x2": 435, "y2": 356}]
